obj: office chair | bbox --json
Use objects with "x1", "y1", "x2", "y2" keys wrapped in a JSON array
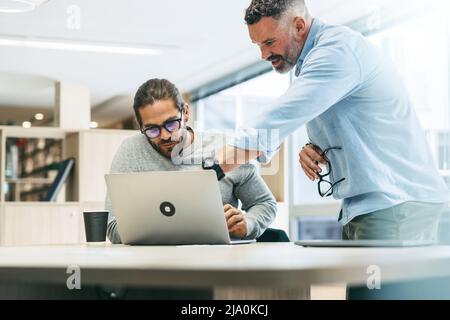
[
  {"x1": 44, "y1": 158, "x2": 75, "y2": 201},
  {"x1": 256, "y1": 228, "x2": 290, "y2": 243}
]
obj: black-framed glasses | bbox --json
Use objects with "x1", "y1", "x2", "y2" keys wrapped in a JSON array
[
  {"x1": 317, "y1": 146, "x2": 346, "y2": 197},
  {"x1": 141, "y1": 113, "x2": 183, "y2": 139}
]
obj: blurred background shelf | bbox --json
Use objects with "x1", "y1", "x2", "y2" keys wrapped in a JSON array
[
  {"x1": 5, "y1": 178, "x2": 53, "y2": 184},
  {"x1": 0, "y1": 126, "x2": 136, "y2": 246},
  {"x1": 1, "y1": 126, "x2": 135, "y2": 203}
]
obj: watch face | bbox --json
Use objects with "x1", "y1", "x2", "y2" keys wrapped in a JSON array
[{"x1": 203, "y1": 158, "x2": 214, "y2": 168}]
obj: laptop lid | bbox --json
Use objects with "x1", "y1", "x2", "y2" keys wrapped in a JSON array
[{"x1": 105, "y1": 170, "x2": 237, "y2": 245}]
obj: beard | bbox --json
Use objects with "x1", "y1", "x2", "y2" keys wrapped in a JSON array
[
  {"x1": 268, "y1": 41, "x2": 302, "y2": 74},
  {"x1": 148, "y1": 127, "x2": 190, "y2": 160},
  {"x1": 149, "y1": 138, "x2": 177, "y2": 158}
]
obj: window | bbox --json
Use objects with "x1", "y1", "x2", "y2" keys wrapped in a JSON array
[
  {"x1": 367, "y1": 8, "x2": 450, "y2": 188},
  {"x1": 195, "y1": 71, "x2": 291, "y2": 131}
]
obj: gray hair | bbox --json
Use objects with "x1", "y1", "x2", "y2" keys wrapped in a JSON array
[{"x1": 245, "y1": 0, "x2": 309, "y2": 25}]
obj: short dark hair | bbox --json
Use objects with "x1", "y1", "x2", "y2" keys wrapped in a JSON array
[
  {"x1": 245, "y1": 0, "x2": 305, "y2": 25},
  {"x1": 133, "y1": 78, "x2": 184, "y2": 128}
]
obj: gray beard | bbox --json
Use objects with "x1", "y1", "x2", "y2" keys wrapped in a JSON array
[
  {"x1": 274, "y1": 61, "x2": 296, "y2": 74},
  {"x1": 274, "y1": 46, "x2": 301, "y2": 74}
]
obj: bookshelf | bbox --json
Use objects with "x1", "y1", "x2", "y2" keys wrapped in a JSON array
[
  {"x1": 6, "y1": 137, "x2": 64, "y2": 201},
  {"x1": 0, "y1": 126, "x2": 70, "y2": 202},
  {"x1": 0, "y1": 126, "x2": 136, "y2": 246}
]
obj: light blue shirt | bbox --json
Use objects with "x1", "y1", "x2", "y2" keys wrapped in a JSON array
[{"x1": 231, "y1": 19, "x2": 449, "y2": 224}]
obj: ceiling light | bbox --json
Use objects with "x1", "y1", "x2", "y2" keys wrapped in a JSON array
[
  {"x1": 22, "y1": 121, "x2": 31, "y2": 128},
  {"x1": 89, "y1": 121, "x2": 98, "y2": 129},
  {"x1": 0, "y1": 0, "x2": 48, "y2": 13},
  {"x1": 0, "y1": 36, "x2": 163, "y2": 55},
  {"x1": 34, "y1": 113, "x2": 44, "y2": 121}
]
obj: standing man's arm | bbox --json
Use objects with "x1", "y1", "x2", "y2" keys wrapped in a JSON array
[
  {"x1": 217, "y1": 146, "x2": 262, "y2": 173},
  {"x1": 217, "y1": 43, "x2": 362, "y2": 172}
]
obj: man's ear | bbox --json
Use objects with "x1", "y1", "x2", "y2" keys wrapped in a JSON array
[
  {"x1": 183, "y1": 103, "x2": 190, "y2": 123},
  {"x1": 293, "y1": 16, "x2": 307, "y2": 40}
]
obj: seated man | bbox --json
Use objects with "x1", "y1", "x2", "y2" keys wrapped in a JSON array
[{"x1": 106, "y1": 78, "x2": 277, "y2": 244}]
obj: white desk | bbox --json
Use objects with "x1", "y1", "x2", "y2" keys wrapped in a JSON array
[{"x1": 1, "y1": 243, "x2": 450, "y2": 299}]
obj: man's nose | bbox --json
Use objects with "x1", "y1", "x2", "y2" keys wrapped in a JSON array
[
  {"x1": 260, "y1": 47, "x2": 270, "y2": 61},
  {"x1": 160, "y1": 128, "x2": 172, "y2": 141}
]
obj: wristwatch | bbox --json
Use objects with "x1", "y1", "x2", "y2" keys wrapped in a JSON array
[{"x1": 202, "y1": 157, "x2": 226, "y2": 181}]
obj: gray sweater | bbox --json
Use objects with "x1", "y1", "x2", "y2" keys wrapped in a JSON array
[{"x1": 106, "y1": 132, "x2": 277, "y2": 243}]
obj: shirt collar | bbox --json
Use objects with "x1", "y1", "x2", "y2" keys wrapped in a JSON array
[{"x1": 295, "y1": 18, "x2": 322, "y2": 77}]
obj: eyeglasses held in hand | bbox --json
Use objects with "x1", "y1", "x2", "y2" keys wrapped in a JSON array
[{"x1": 317, "y1": 146, "x2": 346, "y2": 197}]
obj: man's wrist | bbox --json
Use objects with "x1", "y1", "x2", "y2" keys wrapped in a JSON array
[{"x1": 202, "y1": 158, "x2": 226, "y2": 181}]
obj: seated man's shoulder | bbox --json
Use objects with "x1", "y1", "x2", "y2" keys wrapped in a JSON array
[
  {"x1": 111, "y1": 134, "x2": 157, "y2": 172},
  {"x1": 113, "y1": 133, "x2": 152, "y2": 161},
  {"x1": 116, "y1": 133, "x2": 153, "y2": 154},
  {"x1": 121, "y1": 133, "x2": 148, "y2": 148}
]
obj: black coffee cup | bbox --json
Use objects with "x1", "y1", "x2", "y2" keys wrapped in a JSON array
[{"x1": 83, "y1": 211, "x2": 109, "y2": 243}]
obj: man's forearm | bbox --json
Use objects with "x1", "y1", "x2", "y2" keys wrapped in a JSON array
[
  {"x1": 217, "y1": 145, "x2": 262, "y2": 173},
  {"x1": 245, "y1": 205, "x2": 276, "y2": 239}
]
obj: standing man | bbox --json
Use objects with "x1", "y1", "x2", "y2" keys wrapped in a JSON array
[{"x1": 214, "y1": 0, "x2": 449, "y2": 241}]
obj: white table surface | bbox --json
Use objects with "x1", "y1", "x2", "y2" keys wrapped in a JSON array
[{"x1": 1, "y1": 243, "x2": 450, "y2": 288}]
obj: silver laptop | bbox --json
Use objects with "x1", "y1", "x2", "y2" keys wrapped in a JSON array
[
  {"x1": 105, "y1": 170, "x2": 256, "y2": 246},
  {"x1": 295, "y1": 240, "x2": 439, "y2": 248}
]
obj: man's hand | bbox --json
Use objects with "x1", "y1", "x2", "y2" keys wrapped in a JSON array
[
  {"x1": 224, "y1": 204, "x2": 248, "y2": 239},
  {"x1": 299, "y1": 144, "x2": 327, "y2": 181}
]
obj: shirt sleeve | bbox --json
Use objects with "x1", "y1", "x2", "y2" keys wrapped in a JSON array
[
  {"x1": 231, "y1": 164, "x2": 278, "y2": 239},
  {"x1": 229, "y1": 42, "x2": 362, "y2": 163}
]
